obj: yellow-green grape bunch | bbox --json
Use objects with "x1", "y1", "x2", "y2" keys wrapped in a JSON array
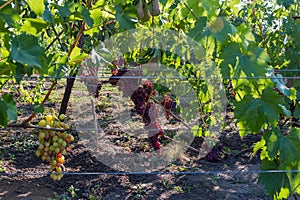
[{"x1": 35, "y1": 110, "x2": 74, "y2": 181}]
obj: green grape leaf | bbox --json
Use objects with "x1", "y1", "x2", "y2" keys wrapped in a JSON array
[
  {"x1": 20, "y1": 18, "x2": 48, "y2": 35},
  {"x1": 115, "y1": 4, "x2": 136, "y2": 31},
  {"x1": 27, "y1": 0, "x2": 45, "y2": 16},
  {"x1": 188, "y1": 17, "x2": 207, "y2": 41},
  {"x1": 279, "y1": 128, "x2": 300, "y2": 164},
  {"x1": 253, "y1": 138, "x2": 266, "y2": 154},
  {"x1": 90, "y1": 8, "x2": 102, "y2": 26},
  {"x1": 94, "y1": 0, "x2": 105, "y2": 7},
  {"x1": 177, "y1": 2, "x2": 189, "y2": 20},
  {"x1": 177, "y1": 0, "x2": 200, "y2": 20},
  {"x1": 10, "y1": 33, "x2": 47, "y2": 69},
  {"x1": 42, "y1": 4, "x2": 54, "y2": 23},
  {"x1": 285, "y1": 161, "x2": 300, "y2": 194},
  {"x1": 277, "y1": 0, "x2": 295, "y2": 9},
  {"x1": 191, "y1": 126, "x2": 202, "y2": 137},
  {"x1": 48, "y1": 54, "x2": 69, "y2": 78},
  {"x1": 69, "y1": 46, "x2": 88, "y2": 65},
  {"x1": 228, "y1": 0, "x2": 240, "y2": 16},
  {"x1": 259, "y1": 159, "x2": 289, "y2": 198},
  {"x1": 0, "y1": 18, "x2": 9, "y2": 33},
  {"x1": 0, "y1": 99, "x2": 8, "y2": 127},
  {"x1": 81, "y1": 7, "x2": 94, "y2": 27},
  {"x1": 260, "y1": 88, "x2": 285, "y2": 126},
  {"x1": 59, "y1": 1, "x2": 80, "y2": 18},
  {"x1": 235, "y1": 88, "x2": 284, "y2": 133},
  {"x1": 203, "y1": 17, "x2": 236, "y2": 44},
  {"x1": 34, "y1": 104, "x2": 44, "y2": 114},
  {"x1": 263, "y1": 129, "x2": 280, "y2": 159},
  {"x1": 0, "y1": 2, "x2": 20, "y2": 26},
  {"x1": 2, "y1": 93, "x2": 17, "y2": 121},
  {"x1": 219, "y1": 42, "x2": 240, "y2": 77},
  {"x1": 235, "y1": 95, "x2": 265, "y2": 133},
  {"x1": 201, "y1": 0, "x2": 219, "y2": 21},
  {"x1": 14, "y1": 62, "x2": 34, "y2": 83},
  {"x1": 219, "y1": 42, "x2": 268, "y2": 78}
]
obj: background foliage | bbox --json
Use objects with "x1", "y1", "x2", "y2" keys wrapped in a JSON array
[{"x1": 0, "y1": 0, "x2": 299, "y2": 199}]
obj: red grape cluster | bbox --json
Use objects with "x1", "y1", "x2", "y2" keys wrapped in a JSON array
[
  {"x1": 160, "y1": 95, "x2": 173, "y2": 120},
  {"x1": 204, "y1": 143, "x2": 224, "y2": 162},
  {"x1": 108, "y1": 68, "x2": 129, "y2": 85},
  {"x1": 131, "y1": 80, "x2": 173, "y2": 150},
  {"x1": 108, "y1": 67, "x2": 142, "y2": 97}
]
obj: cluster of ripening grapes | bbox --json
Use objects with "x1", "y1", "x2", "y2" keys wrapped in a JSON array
[
  {"x1": 204, "y1": 143, "x2": 224, "y2": 162},
  {"x1": 131, "y1": 80, "x2": 173, "y2": 150},
  {"x1": 36, "y1": 111, "x2": 74, "y2": 181}
]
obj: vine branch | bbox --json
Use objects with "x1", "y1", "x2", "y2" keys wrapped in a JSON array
[
  {"x1": 150, "y1": 96, "x2": 192, "y2": 130},
  {"x1": 4, "y1": 123, "x2": 69, "y2": 132},
  {"x1": 23, "y1": 81, "x2": 58, "y2": 124},
  {"x1": 0, "y1": 77, "x2": 11, "y2": 90},
  {"x1": 0, "y1": 0, "x2": 13, "y2": 10}
]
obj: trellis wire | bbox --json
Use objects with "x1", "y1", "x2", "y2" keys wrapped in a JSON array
[
  {"x1": 1, "y1": 170, "x2": 300, "y2": 177},
  {"x1": 0, "y1": 75, "x2": 299, "y2": 80}
]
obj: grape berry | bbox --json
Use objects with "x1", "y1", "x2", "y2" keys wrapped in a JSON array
[{"x1": 36, "y1": 111, "x2": 74, "y2": 181}]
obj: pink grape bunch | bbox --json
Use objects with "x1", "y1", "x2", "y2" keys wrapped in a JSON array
[{"x1": 131, "y1": 80, "x2": 173, "y2": 150}]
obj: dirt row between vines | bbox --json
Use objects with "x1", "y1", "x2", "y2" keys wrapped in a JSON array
[{"x1": 0, "y1": 81, "x2": 272, "y2": 200}]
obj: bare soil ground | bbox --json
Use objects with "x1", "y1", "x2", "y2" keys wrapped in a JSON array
[{"x1": 0, "y1": 81, "x2": 272, "y2": 200}]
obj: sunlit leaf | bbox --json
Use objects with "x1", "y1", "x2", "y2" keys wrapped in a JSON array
[
  {"x1": 253, "y1": 138, "x2": 266, "y2": 154},
  {"x1": 20, "y1": 18, "x2": 48, "y2": 35},
  {"x1": 69, "y1": 46, "x2": 88, "y2": 65},
  {"x1": 27, "y1": 0, "x2": 45, "y2": 16}
]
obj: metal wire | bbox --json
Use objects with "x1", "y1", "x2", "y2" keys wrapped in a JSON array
[
  {"x1": 0, "y1": 170, "x2": 300, "y2": 177},
  {"x1": 0, "y1": 75, "x2": 299, "y2": 80}
]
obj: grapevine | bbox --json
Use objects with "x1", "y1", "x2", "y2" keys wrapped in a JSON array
[
  {"x1": 0, "y1": 0, "x2": 299, "y2": 198},
  {"x1": 35, "y1": 109, "x2": 74, "y2": 181}
]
